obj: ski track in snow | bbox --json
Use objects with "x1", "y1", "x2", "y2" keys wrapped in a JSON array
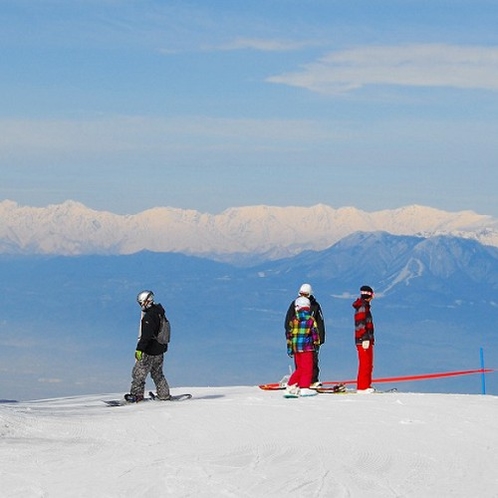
[{"x1": 1, "y1": 387, "x2": 498, "y2": 497}]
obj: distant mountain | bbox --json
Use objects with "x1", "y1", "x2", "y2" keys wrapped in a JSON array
[
  {"x1": 1, "y1": 200, "x2": 497, "y2": 262},
  {"x1": 266, "y1": 231, "x2": 498, "y2": 300},
  {"x1": 1, "y1": 231, "x2": 497, "y2": 400}
]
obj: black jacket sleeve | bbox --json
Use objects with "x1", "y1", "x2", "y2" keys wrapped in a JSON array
[
  {"x1": 310, "y1": 297, "x2": 326, "y2": 345},
  {"x1": 284, "y1": 301, "x2": 296, "y2": 333}
]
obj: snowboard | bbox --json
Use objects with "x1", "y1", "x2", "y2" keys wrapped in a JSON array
[
  {"x1": 316, "y1": 387, "x2": 398, "y2": 394},
  {"x1": 259, "y1": 382, "x2": 397, "y2": 394},
  {"x1": 283, "y1": 391, "x2": 318, "y2": 398},
  {"x1": 259, "y1": 383, "x2": 286, "y2": 391},
  {"x1": 259, "y1": 382, "x2": 349, "y2": 392},
  {"x1": 103, "y1": 392, "x2": 192, "y2": 406},
  {"x1": 314, "y1": 383, "x2": 348, "y2": 394}
]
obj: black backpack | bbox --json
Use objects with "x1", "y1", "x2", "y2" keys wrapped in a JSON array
[{"x1": 155, "y1": 314, "x2": 171, "y2": 345}]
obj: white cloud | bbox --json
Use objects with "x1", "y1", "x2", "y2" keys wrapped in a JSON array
[
  {"x1": 0, "y1": 115, "x2": 338, "y2": 158},
  {"x1": 214, "y1": 37, "x2": 314, "y2": 52},
  {"x1": 38, "y1": 378, "x2": 62, "y2": 384},
  {"x1": 267, "y1": 44, "x2": 498, "y2": 94}
]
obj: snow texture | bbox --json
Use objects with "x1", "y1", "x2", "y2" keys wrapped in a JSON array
[{"x1": 1, "y1": 386, "x2": 498, "y2": 497}]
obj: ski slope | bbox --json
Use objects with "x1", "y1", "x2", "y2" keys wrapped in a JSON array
[{"x1": 1, "y1": 386, "x2": 498, "y2": 497}]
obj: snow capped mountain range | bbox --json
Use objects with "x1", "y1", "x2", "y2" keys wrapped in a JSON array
[
  {"x1": 1, "y1": 203, "x2": 497, "y2": 400},
  {"x1": 1, "y1": 199, "x2": 497, "y2": 261}
]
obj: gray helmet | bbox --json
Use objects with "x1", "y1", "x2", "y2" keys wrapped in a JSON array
[{"x1": 137, "y1": 290, "x2": 154, "y2": 310}]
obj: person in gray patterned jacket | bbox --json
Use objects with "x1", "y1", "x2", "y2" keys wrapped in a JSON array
[{"x1": 125, "y1": 290, "x2": 171, "y2": 402}]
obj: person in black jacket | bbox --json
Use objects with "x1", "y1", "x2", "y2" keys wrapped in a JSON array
[
  {"x1": 285, "y1": 283, "x2": 326, "y2": 388},
  {"x1": 125, "y1": 290, "x2": 171, "y2": 402}
]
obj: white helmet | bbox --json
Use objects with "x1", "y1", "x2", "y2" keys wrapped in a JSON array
[
  {"x1": 299, "y1": 283, "x2": 313, "y2": 296},
  {"x1": 137, "y1": 290, "x2": 154, "y2": 310},
  {"x1": 295, "y1": 296, "x2": 311, "y2": 310}
]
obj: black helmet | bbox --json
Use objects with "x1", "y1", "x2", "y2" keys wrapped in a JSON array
[{"x1": 360, "y1": 285, "x2": 374, "y2": 298}]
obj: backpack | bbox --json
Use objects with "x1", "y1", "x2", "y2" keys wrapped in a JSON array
[{"x1": 155, "y1": 314, "x2": 171, "y2": 345}]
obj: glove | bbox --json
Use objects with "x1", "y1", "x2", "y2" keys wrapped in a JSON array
[
  {"x1": 362, "y1": 340, "x2": 370, "y2": 350},
  {"x1": 135, "y1": 350, "x2": 143, "y2": 361},
  {"x1": 287, "y1": 351, "x2": 293, "y2": 358}
]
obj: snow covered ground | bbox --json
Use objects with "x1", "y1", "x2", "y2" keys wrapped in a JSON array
[{"x1": 1, "y1": 386, "x2": 498, "y2": 497}]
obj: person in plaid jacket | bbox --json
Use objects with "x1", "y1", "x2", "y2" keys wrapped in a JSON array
[
  {"x1": 285, "y1": 296, "x2": 320, "y2": 397},
  {"x1": 284, "y1": 283, "x2": 326, "y2": 387}
]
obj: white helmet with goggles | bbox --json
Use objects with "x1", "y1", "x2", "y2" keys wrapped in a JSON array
[{"x1": 137, "y1": 290, "x2": 154, "y2": 310}]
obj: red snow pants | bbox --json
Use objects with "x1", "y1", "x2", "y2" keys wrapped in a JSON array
[
  {"x1": 288, "y1": 351, "x2": 314, "y2": 388},
  {"x1": 356, "y1": 344, "x2": 374, "y2": 390}
]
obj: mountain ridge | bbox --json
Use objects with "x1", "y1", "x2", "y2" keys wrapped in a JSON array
[
  {"x1": 1, "y1": 231, "x2": 497, "y2": 400},
  {"x1": 1, "y1": 199, "x2": 497, "y2": 261}
]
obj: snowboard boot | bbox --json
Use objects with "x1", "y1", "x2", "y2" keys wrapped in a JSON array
[
  {"x1": 284, "y1": 384, "x2": 300, "y2": 398},
  {"x1": 148, "y1": 391, "x2": 171, "y2": 401},
  {"x1": 124, "y1": 393, "x2": 144, "y2": 403}
]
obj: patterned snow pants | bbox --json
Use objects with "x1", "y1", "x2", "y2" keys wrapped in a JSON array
[{"x1": 130, "y1": 353, "x2": 170, "y2": 399}]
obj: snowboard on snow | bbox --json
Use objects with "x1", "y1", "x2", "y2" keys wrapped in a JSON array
[
  {"x1": 103, "y1": 391, "x2": 192, "y2": 406},
  {"x1": 283, "y1": 390, "x2": 318, "y2": 398},
  {"x1": 258, "y1": 383, "x2": 287, "y2": 391},
  {"x1": 282, "y1": 384, "x2": 347, "y2": 397},
  {"x1": 259, "y1": 382, "x2": 349, "y2": 392},
  {"x1": 259, "y1": 381, "x2": 397, "y2": 395},
  {"x1": 316, "y1": 386, "x2": 398, "y2": 394}
]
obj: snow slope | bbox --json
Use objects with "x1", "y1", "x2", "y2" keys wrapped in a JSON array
[{"x1": 1, "y1": 386, "x2": 498, "y2": 497}]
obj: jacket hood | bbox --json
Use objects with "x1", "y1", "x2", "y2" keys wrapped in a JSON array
[{"x1": 155, "y1": 303, "x2": 165, "y2": 315}]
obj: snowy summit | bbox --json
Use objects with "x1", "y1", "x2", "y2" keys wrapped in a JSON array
[{"x1": 1, "y1": 200, "x2": 497, "y2": 259}]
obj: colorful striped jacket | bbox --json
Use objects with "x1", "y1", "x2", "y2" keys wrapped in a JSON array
[{"x1": 286, "y1": 310, "x2": 320, "y2": 355}]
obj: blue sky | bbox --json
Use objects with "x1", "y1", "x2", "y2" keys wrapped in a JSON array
[{"x1": 1, "y1": 0, "x2": 497, "y2": 216}]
